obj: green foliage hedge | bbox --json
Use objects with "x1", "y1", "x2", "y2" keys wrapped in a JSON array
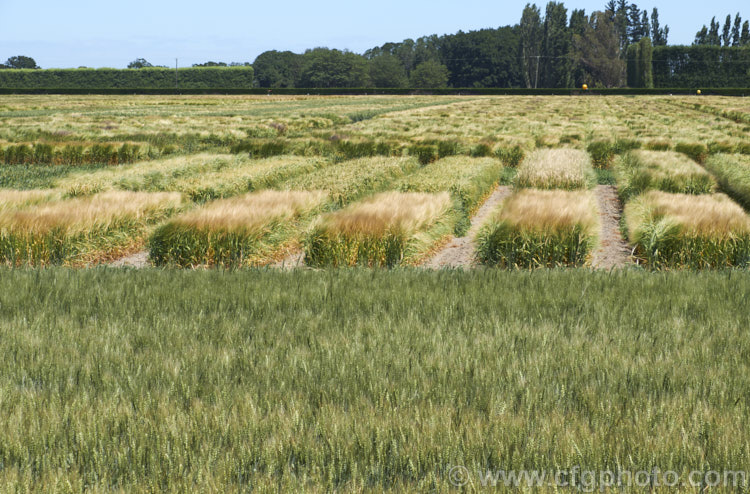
[
  {"x1": 652, "y1": 46, "x2": 750, "y2": 88},
  {"x1": 2, "y1": 86, "x2": 749, "y2": 95},
  {"x1": 0, "y1": 67, "x2": 254, "y2": 89}
]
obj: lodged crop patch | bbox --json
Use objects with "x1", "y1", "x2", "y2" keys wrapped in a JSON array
[
  {"x1": 703, "y1": 153, "x2": 750, "y2": 210},
  {"x1": 0, "y1": 191, "x2": 182, "y2": 265},
  {"x1": 55, "y1": 153, "x2": 327, "y2": 201},
  {"x1": 514, "y1": 148, "x2": 594, "y2": 190},
  {"x1": 304, "y1": 191, "x2": 456, "y2": 267},
  {"x1": 624, "y1": 191, "x2": 750, "y2": 269},
  {"x1": 476, "y1": 188, "x2": 599, "y2": 268},
  {"x1": 277, "y1": 156, "x2": 419, "y2": 206},
  {"x1": 615, "y1": 150, "x2": 716, "y2": 200},
  {"x1": 149, "y1": 190, "x2": 328, "y2": 268}
]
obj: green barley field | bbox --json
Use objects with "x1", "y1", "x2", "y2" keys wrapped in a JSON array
[{"x1": 1, "y1": 95, "x2": 750, "y2": 491}]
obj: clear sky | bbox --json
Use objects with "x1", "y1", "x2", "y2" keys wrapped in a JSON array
[{"x1": 0, "y1": 0, "x2": 747, "y2": 68}]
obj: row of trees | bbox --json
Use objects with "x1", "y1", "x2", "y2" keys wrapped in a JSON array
[
  {"x1": 3, "y1": 3, "x2": 749, "y2": 89},
  {"x1": 253, "y1": 48, "x2": 451, "y2": 88},
  {"x1": 251, "y1": 2, "x2": 667, "y2": 89},
  {"x1": 653, "y1": 45, "x2": 750, "y2": 87},
  {"x1": 694, "y1": 14, "x2": 750, "y2": 46}
]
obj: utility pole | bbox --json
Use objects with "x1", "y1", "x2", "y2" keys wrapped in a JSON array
[
  {"x1": 534, "y1": 55, "x2": 541, "y2": 89},
  {"x1": 175, "y1": 58, "x2": 178, "y2": 90}
]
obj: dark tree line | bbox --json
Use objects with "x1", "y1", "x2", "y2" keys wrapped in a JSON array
[
  {"x1": 253, "y1": 2, "x2": 672, "y2": 89},
  {"x1": 694, "y1": 14, "x2": 750, "y2": 46}
]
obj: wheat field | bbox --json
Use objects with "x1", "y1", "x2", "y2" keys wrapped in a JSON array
[{"x1": 1, "y1": 94, "x2": 750, "y2": 491}]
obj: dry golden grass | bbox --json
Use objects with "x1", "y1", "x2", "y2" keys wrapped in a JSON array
[
  {"x1": 624, "y1": 191, "x2": 750, "y2": 268},
  {"x1": 514, "y1": 148, "x2": 592, "y2": 190},
  {"x1": 0, "y1": 189, "x2": 57, "y2": 210},
  {"x1": 703, "y1": 153, "x2": 750, "y2": 209},
  {"x1": 488, "y1": 188, "x2": 599, "y2": 232},
  {"x1": 172, "y1": 190, "x2": 328, "y2": 233},
  {"x1": 148, "y1": 190, "x2": 330, "y2": 267},
  {"x1": 316, "y1": 191, "x2": 452, "y2": 235},
  {"x1": 54, "y1": 153, "x2": 324, "y2": 199},
  {"x1": 614, "y1": 150, "x2": 717, "y2": 199},
  {"x1": 633, "y1": 149, "x2": 709, "y2": 174},
  {"x1": 625, "y1": 191, "x2": 750, "y2": 237},
  {"x1": 0, "y1": 191, "x2": 182, "y2": 235},
  {"x1": 475, "y1": 189, "x2": 599, "y2": 268},
  {"x1": 304, "y1": 192, "x2": 455, "y2": 267}
]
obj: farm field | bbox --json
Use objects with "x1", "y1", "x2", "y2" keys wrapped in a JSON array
[
  {"x1": 1, "y1": 95, "x2": 750, "y2": 491},
  {"x1": 0, "y1": 268, "x2": 749, "y2": 491},
  {"x1": 2, "y1": 94, "x2": 750, "y2": 269}
]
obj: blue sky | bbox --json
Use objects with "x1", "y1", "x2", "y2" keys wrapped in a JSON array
[{"x1": 0, "y1": 0, "x2": 747, "y2": 68}]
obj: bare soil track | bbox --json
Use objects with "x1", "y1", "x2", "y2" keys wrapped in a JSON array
[
  {"x1": 110, "y1": 251, "x2": 150, "y2": 268},
  {"x1": 422, "y1": 186, "x2": 512, "y2": 269},
  {"x1": 273, "y1": 251, "x2": 306, "y2": 269},
  {"x1": 590, "y1": 185, "x2": 632, "y2": 270}
]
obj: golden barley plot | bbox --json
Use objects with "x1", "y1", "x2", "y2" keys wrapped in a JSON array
[
  {"x1": 476, "y1": 188, "x2": 600, "y2": 268},
  {"x1": 0, "y1": 95, "x2": 749, "y2": 270},
  {"x1": 394, "y1": 156, "x2": 508, "y2": 211},
  {"x1": 3, "y1": 95, "x2": 749, "y2": 163},
  {"x1": 0, "y1": 189, "x2": 57, "y2": 210},
  {"x1": 0, "y1": 95, "x2": 458, "y2": 155},
  {"x1": 304, "y1": 191, "x2": 456, "y2": 267},
  {"x1": 277, "y1": 156, "x2": 420, "y2": 205},
  {"x1": 149, "y1": 190, "x2": 328, "y2": 267},
  {"x1": 624, "y1": 191, "x2": 750, "y2": 269},
  {"x1": 394, "y1": 156, "x2": 509, "y2": 234},
  {"x1": 0, "y1": 191, "x2": 182, "y2": 265}
]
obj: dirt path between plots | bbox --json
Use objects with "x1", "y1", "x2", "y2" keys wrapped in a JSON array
[
  {"x1": 422, "y1": 185, "x2": 512, "y2": 269},
  {"x1": 109, "y1": 250, "x2": 150, "y2": 268},
  {"x1": 590, "y1": 185, "x2": 632, "y2": 270},
  {"x1": 272, "y1": 251, "x2": 305, "y2": 269}
]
